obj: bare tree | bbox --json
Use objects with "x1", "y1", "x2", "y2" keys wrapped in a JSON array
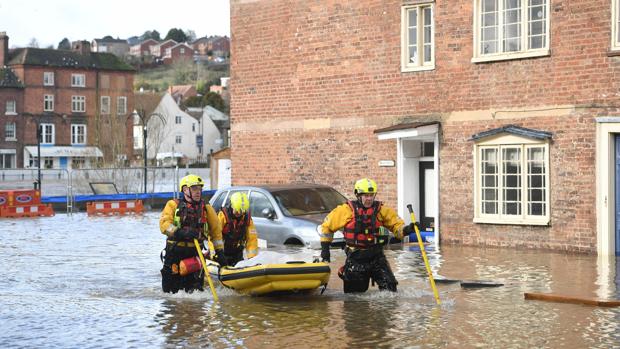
[{"x1": 27, "y1": 38, "x2": 39, "y2": 48}]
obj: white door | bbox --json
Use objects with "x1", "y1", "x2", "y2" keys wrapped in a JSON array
[{"x1": 217, "y1": 159, "x2": 231, "y2": 189}]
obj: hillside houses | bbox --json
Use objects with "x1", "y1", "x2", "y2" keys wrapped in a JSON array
[{"x1": 133, "y1": 92, "x2": 224, "y2": 166}]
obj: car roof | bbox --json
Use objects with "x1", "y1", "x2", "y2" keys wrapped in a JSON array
[{"x1": 220, "y1": 183, "x2": 337, "y2": 193}]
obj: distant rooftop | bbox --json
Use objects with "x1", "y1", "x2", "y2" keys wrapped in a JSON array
[{"x1": 7, "y1": 47, "x2": 135, "y2": 71}]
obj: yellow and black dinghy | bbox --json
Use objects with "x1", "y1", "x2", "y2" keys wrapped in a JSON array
[{"x1": 206, "y1": 252, "x2": 330, "y2": 296}]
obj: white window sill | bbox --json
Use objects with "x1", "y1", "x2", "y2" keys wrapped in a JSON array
[
  {"x1": 4, "y1": 112, "x2": 17, "y2": 116},
  {"x1": 471, "y1": 49, "x2": 550, "y2": 63},
  {"x1": 401, "y1": 64, "x2": 435, "y2": 73},
  {"x1": 44, "y1": 109, "x2": 54, "y2": 112},
  {"x1": 5, "y1": 138, "x2": 16, "y2": 141},
  {"x1": 474, "y1": 217, "x2": 550, "y2": 226}
]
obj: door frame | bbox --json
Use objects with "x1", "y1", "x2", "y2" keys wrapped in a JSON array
[
  {"x1": 377, "y1": 123, "x2": 440, "y2": 247},
  {"x1": 595, "y1": 117, "x2": 620, "y2": 256}
]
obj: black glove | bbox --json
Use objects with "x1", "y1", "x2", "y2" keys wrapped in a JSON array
[
  {"x1": 174, "y1": 227, "x2": 199, "y2": 240},
  {"x1": 320, "y1": 242, "x2": 330, "y2": 263},
  {"x1": 214, "y1": 249, "x2": 227, "y2": 266},
  {"x1": 402, "y1": 222, "x2": 419, "y2": 236}
]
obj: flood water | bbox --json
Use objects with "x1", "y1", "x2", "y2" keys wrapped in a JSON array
[{"x1": 2, "y1": 212, "x2": 620, "y2": 348}]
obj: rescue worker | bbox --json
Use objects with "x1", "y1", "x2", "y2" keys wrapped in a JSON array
[
  {"x1": 159, "y1": 174, "x2": 226, "y2": 293},
  {"x1": 319, "y1": 178, "x2": 415, "y2": 293},
  {"x1": 218, "y1": 192, "x2": 259, "y2": 266}
]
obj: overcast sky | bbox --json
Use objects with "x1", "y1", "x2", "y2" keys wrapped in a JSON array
[{"x1": 0, "y1": 0, "x2": 230, "y2": 48}]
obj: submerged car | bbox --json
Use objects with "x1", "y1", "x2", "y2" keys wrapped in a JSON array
[{"x1": 209, "y1": 184, "x2": 347, "y2": 249}]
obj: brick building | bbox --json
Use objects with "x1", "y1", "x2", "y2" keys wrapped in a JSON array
[
  {"x1": 162, "y1": 43, "x2": 194, "y2": 65},
  {"x1": 0, "y1": 65, "x2": 24, "y2": 168},
  {"x1": 230, "y1": 0, "x2": 620, "y2": 255},
  {"x1": 0, "y1": 33, "x2": 135, "y2": 169}
]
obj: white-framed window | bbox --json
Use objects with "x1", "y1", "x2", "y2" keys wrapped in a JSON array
[
  {"x1": 613, "y1": 0, "x2": 620, "y2": 50},
  {"x1": 0, "y1": 152, "x2": 16, "y2": 169},
  {"x1": 101, "y1": 96, "x2": 110, "y2": 114},
  {"x1": 175, "y1": 135, "x2": 182, "y2": 144},
  {"x1": 472, "y1": 0, "x2": 550, "y2": 62},
  {"x1": 474, "y1": 135, "x2": 550, "y2": 225},
  {"x1": 72, "y1": 157, "x2": 86, "y2": 169},
  {"x1": 40, "y1": 123, "x2": 55, "y2": 145},
  {"x1": 71, "y1": 124, "x2": 86, "y2": 145},
  {"x1": 71, "y1": 73, "x2": 85, "y2": 87},
  {"x1": 5, "y1": 100, "x2": 16, "y2": 115},
  {"x1": 117, "y1": 96, "x2": 127, "y2": 115},
  {"x1": 43, "y1": 72, "x2": 54, "y2": 86},
  {"x1": 401, "y1": 3, "x2": 435, "y2": 72},
  {"x1": 44, "y1": 95, "x2": 54, "y2": 112},
  {"x1": 43, "y1": 157, "x2": 54, "y2": 169},
  {"x1": 175, "y1": 115, "x2": 182, "y2": 124},
  {"x1": 192, "y1": 123, "x2": 195, "y2": 132},
  {"x1": 180, "y1": 47, "x2": 185, "y2": 54},
  {"x1": 4, "y1": 122, "x2": 16, "y2": 140},
  {"x1": 71, "y1": 96, "x2": 85, "y2": 112}
]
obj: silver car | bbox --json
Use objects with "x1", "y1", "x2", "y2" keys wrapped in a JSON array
[{"x1": 209, "y1": 184, "x2": 347, "y2": 249}]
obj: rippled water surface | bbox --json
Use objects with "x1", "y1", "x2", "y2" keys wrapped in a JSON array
[{"x1": 2, "y1": 213, "x2": 620, "y2": 348}]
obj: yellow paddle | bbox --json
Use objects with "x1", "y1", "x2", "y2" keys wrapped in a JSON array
[
  {"x1": 406, "y1": 204, "x2": 440, "y2": 305},
  {"x1": 194, "y1": 239, "x2": 218, "y2": 301}
]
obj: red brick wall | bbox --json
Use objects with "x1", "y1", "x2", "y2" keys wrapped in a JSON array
[
  {"x1": 0, "y1": 88, "x2": 24, "y2": 167},
  {"x1": 230, "y1": 0, "x2": 620, "y2": 253}
]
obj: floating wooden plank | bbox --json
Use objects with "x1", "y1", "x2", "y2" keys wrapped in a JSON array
[
  {"x1": 460, "y1": 280, "x2": 504, "y2": 288},
  {"x1": 433, "y1": 277, "x2": 460, "y2": 284},
  {"x1": 524, "y1": 293, "x2": 620, "y2": 307}
]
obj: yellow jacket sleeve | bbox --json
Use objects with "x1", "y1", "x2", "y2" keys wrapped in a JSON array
[
  {"x1": 245, "y1": 218, "x2": 259, "y2": 258},
  {"x1": 319, "y1": 203, "x2": 354, "y2": 243},
  {"x1": 378, "y1": 205, "x2": 407, "y2": 239},
  {"x1": 206, "y1": 204, "x2": 223, "y2": 250},
  {"x1": 159, "y1": 200, "x2": 178, "y2": 238}
]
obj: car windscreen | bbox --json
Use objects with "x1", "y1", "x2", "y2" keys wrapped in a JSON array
[{"x1": 271, "y1": 187, "x2": 347, "y2": 217}]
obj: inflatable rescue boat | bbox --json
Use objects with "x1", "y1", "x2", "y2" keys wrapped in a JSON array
[{"x1": 206, "y1": 257, "x2": 331, "y2": 296}]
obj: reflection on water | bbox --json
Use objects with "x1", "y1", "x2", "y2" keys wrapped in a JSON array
[{"x1": 1, "y1": 213, "x2": 620, "y2": 348}]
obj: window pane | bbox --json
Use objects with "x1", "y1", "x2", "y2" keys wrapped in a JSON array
[
  {"x1": 424, "y1": 7, "x2": 431, "y2": 25},
  {"x1": 409, "y1": 45, "x2": 418, "y2": 63},
  {"x1": 424, "y1": 45, "x2": 431, "y2": 63},
  {"x1": 504, "y1": 202, "x2": 520, "y2": 215},
  {"x1": 483, "y1": 13, "x2": 497, "y2": 26},
  {"x1": 424, "y1": 24, "x2": 432, "y2": 43},
  {"x1": 483, "y1": 0, "x2": 497, "y2": 12},
  {"x1": 408, "y1": 8, "x2": 417, "y2": 25},
  {"x1": 502, "y1": 147, "x2": 521, "y2": 216},
  {"x1": 409, "y1": 28, "x2": 417, "y2": 45},
  {"x1": 484, "y1": 201, "x2": 498, "y2": 214},
  {"x1": 529, "y1": 5, "x2": 545, "y2": 20},
  {"x1": 527, "y1": 147, "x2": 546, "y2": 216}
]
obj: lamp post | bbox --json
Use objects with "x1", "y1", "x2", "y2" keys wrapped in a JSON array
[{"x1": 36, "y1": 122, "x2": 41, "y2": 191}]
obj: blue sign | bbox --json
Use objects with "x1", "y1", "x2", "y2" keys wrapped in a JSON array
[{"x1": 196, "y1": 135, "x2": 203, "y2": 147}]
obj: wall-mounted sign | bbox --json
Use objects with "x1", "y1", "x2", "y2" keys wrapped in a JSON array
[{"x1": 378, "y1": 160, "x2": 395, "y2": 167}]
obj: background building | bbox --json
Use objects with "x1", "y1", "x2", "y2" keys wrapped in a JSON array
[{"x1": 0, "y1": 32, "x2": 135, "y2": 169}]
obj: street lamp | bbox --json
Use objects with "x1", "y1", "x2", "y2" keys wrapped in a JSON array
[
  {"x1": 35, "y1": 121, "x2": 41, "y2": 191},
  {"x1": 130, "y1": 109, "x2": 164, "y2": 194}
]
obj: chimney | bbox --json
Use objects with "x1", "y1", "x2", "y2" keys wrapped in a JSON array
[
  {"x1": 71, "y1": 40, "x2": 91, "y2": 55},
  {"x1": 0, "y1": 32, "x2": 8, "y2": 67}
]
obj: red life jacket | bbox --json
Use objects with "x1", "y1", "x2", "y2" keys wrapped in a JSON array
[
  {"x1": 172, "y1": 199, "x2": 208, "y2": 241},
  {"x1": 343, "y1": 200, "x2": 383, "y2": 249},
  {"x1": 222, "y1": 207, "x2": 249, "y2": 252}
]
